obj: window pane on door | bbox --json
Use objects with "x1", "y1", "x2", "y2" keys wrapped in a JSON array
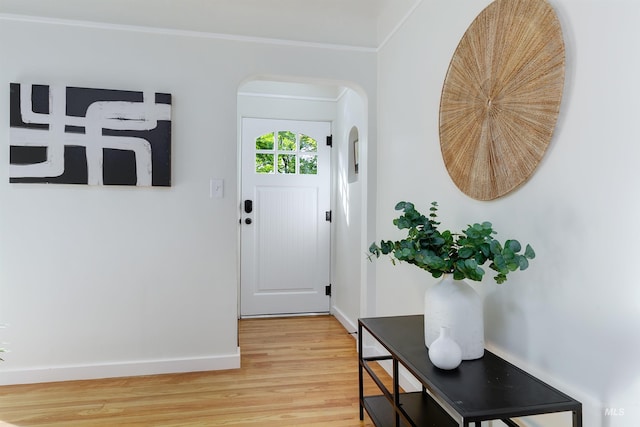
[
  {"x1": 300, "y1": 134, "x2": 317, "y2": 152},
  {"x1": 256, "y1": 153, "x2": 274, "y2": 173},
  {"x1": 278, "y1": 131, "x2": 296, "y2": 151},
  {"x1": 278, "y1": 154, "x2": 296, "y2": 174},
  {"x1": 256, "y1": 132, "x2": 275, "y2": 150},
  {"x1": 300, "y1": 155, "x2": 317, "y2": 175}
]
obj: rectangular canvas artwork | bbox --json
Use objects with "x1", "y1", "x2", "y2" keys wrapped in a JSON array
[{"x1": 9, "y1": 83, "x2": 172, "y2": 186}]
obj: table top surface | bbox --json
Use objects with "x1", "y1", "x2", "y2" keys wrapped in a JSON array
[{"x1": 359, "y1": 315, "x2": 581, "y2": 421}]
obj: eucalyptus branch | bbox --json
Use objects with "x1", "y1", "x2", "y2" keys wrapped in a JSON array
[{"x1": 369, "y1": 201, "x2": 535, "y2": 283}]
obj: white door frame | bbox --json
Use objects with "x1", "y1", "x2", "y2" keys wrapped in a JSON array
[
  {"x1": 239, "y1": 118, "x2": 332, "y2": 316},
  {"x1": 236, "y1": 78, "x2": 373, "y2": 325}
]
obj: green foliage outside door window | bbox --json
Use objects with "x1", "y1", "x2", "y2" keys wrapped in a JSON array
[{"x1": 255, "y1": 130, "x2": 318, "y2": 175}]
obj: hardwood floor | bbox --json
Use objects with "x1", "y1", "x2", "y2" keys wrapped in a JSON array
[{"x1": 0, "y1": 316, "x2": 390, "y2": 426}]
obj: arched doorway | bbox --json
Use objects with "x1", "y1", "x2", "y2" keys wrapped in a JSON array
[{"x1": 237, "y1": 78, "x2": 369, "y2": 332}]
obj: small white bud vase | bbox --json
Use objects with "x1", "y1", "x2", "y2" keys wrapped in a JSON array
[
  {"x1": 428, "y1": 326, "x2": 462, "y2": 370},
  {"x1": 424, "y1": 274, "x2": 484, "y2": 360}
]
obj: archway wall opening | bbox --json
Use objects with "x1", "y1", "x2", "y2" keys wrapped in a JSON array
[{"x1": 237, "y1": 77, "x2": 373, "y2": 332}]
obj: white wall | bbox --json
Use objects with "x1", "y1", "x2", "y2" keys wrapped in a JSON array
[
  {"x1": 332, "y1": 88, "x2": 367, "y2": 333},
  {"x1": 0, "y1": 17, "x2": 376, "y2": 384},
  {"x1": 4, "y1": 2, "x2": 638, "y2": 424},
  {"x1": 376, "y1": 0, "x2": 640, "y2": 426}
]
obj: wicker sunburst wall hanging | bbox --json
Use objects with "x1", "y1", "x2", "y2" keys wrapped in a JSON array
[{"x1": 439, "y1": 0, "x2": 565, "y2": 200}]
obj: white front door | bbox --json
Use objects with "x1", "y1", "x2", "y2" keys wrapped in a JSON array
[{"x1": 240, "y1": 118, "x2": 331, "y2": 316}]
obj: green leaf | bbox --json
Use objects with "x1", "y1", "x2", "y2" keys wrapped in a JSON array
[
  {"x1": 458, "y1": 246, "x2": 474, "y2": 259},
  {"x1": 368, "y1": 243, "x2": 381, "y2": 257},
  {"x1": 518, "y1": 256, "x2": 529, "y2": 270},
  {"x1": 474, "y1": 251, "x2": 488, "y2": 266},
  {"x1": 431, "y1": 236, "x2": 445, "y2": 246},
  {"x1": 452, "y1": 270, "x2": 466, "y2": 280},
  {"x1": 502, "y1": 247, "x2": 515, "y2": 261},
  {"x1": 492, "y1": 255, "x2": 507, "y2": 272},
  {"x1": 395, "y1": 201, "x2": 410, "y2": 211},
  {"x1": 490, "y1": 240, "x2": 502, "y2": 255},
  {"x1": 380, "y1": 240, "x2": 394, "y2": 254},
  {"x1": 466, "y1": 228, "x2": 479, "y2": 239},
  {"x1": 506, "y1": 240, "x2": 522, "y2": 253},
  {"x1": 464, "y1": 258, "x2": 479, "y2": 269},
  {"x1": 525, "y1": 244, "x2": 536, "y2": 259},
  {"x1": 394, "y1": 217, "x2": 411, "y2": 229},
  {"x1": 507, "y1": 261, "x2": 519, "y2": 271},
  {"x1": 479, "y1": 243, "x2": 490, "y2": 257}
]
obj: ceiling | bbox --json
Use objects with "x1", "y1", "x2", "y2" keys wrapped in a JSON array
[{"x1": 0, "y1": 0, "x2": 420, "y2": 48}]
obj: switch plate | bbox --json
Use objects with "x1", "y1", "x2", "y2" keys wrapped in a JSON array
[{"x1": 210, "y1": 179, "x2": 224, "y2": 199}]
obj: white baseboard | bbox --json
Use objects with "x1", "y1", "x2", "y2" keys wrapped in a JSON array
[
  {"x1": 331, "y1": 304, "x2": 357, "y2": 334},
  {"x1": 0, "y1": 348, "x2": 241, "y2": 386}
]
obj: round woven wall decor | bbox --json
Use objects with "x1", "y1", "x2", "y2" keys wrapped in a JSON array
[{"x1": 439, "y1": 0, "x2": 565, "y2": 200}]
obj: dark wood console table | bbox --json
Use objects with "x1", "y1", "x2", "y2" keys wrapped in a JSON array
[{"x1": 358, "y1": 315, "x2": 582, "y2": 426}]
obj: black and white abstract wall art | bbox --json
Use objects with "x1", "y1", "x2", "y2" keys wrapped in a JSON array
[{"x1": 9, "y1": 83, "x2": 172, "y2": 186}]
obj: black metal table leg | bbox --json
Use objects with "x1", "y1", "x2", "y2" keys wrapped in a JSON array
[
  {"x1": 573, "y1": 407, "x2": 582, "y2": 427},
  {"x1": 358, "y1": 322, "x2": 364, "y2": 420},
  {"x1": 393, "y1": 359, "x2": 400, "y2": 426}
]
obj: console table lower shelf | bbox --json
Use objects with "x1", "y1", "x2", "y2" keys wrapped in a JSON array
[
  {"x1": 363, "y1": 391, "x2": 458, "y2": 427},
  {"x1": 358, "y1": 315, "x2": 582, "y2": 427}
]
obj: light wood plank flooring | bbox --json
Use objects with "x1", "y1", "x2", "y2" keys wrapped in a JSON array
[{"x1": 0, "y1": 316, "x2": 390, "y2": 426}]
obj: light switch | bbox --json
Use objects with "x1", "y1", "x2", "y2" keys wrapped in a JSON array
[{"x1": 210, "y1": 179, "x2": 224, "y2": 199}]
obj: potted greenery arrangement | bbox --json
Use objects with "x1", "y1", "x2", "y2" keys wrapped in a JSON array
[
  {"x1": 369, "y1": 201, "x2": 535, "y2": 283},
  {"x1": 369, "y1": 201, "x2": 535, "y2": 361}
]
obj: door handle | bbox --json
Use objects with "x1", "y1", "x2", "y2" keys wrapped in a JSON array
[{"x1": 244, "y1": 199, "x2": 253, "y2": 213}]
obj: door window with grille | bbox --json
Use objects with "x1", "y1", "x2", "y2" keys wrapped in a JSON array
[{"x1": 255, "y1": 131, "x2": 318, "y2": 175}]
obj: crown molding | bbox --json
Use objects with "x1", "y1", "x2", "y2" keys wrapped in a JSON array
[
  {"x1": 378, "y1": 0, "x2": 424, "y2": 50},
  {"x1": 0, "y1": 13, "x2": 378, "y2": 53}
]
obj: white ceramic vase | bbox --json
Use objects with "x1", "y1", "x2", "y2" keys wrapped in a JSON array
[
  {"x1": 428, "y1": 326, "x2": 462, "y2": 370},
  {"x1": 424, "y1": 274, "x2": 484, "y2": 360}
]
